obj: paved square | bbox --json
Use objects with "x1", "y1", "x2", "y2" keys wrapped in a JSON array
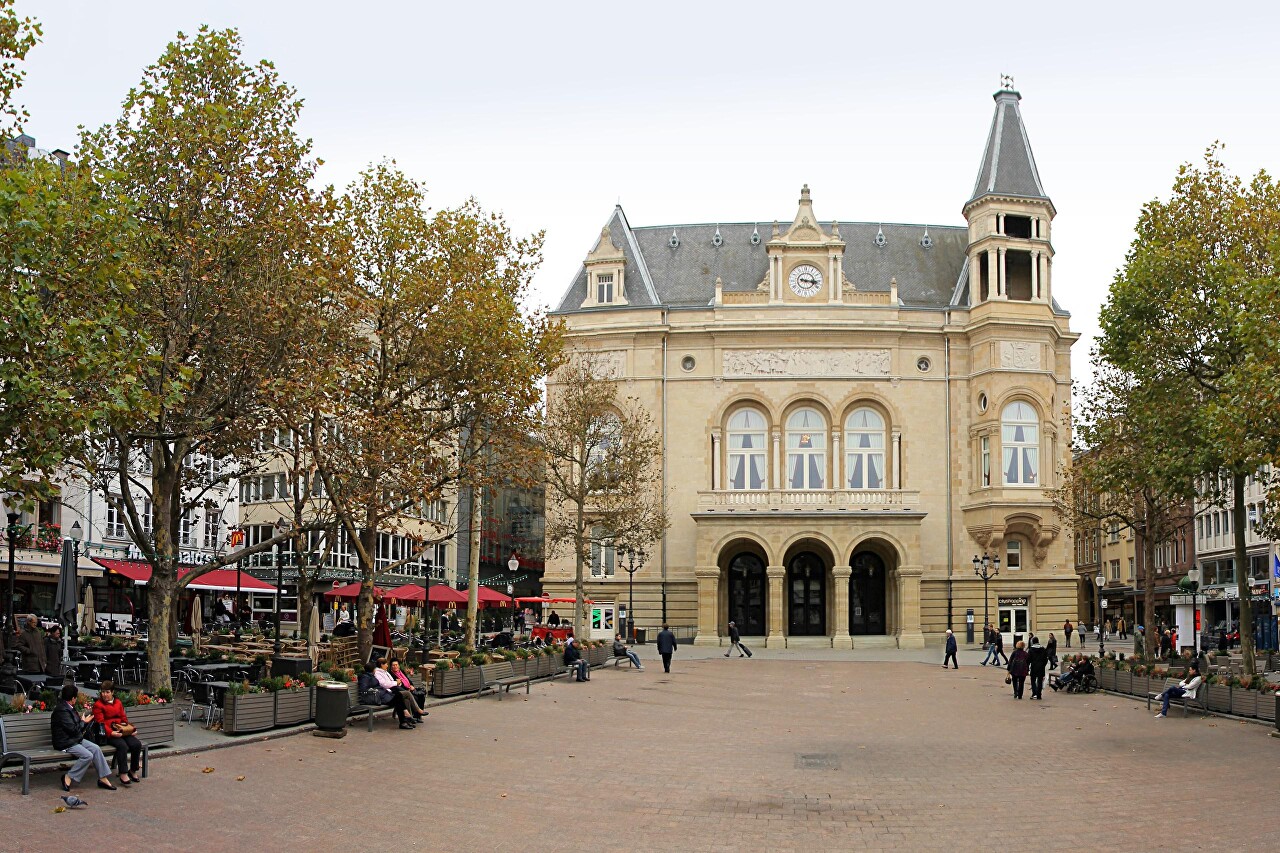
[{"x1": 3, "y1": 658, "x2": 1274, "y2": 851}]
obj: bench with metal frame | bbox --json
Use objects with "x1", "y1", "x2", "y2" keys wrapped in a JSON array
[
  {"x1": 0, "y1": 714, "x2": 149, "y2": 796},
  {"x1": 1147, "y1": 678, "x2": 1206, "y2": 717},
  {"x1": 477, "y1": 660, "x2": 531, "y2": 700}
]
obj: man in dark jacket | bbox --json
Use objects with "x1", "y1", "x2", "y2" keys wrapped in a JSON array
[
  {"x1": 1026, "y1": 638, "x2": 1050, "y2": 699},
  {"x1": 51, "y1": 683, "x2": 113, "y2": 791},
  {"x1": 656, "y1": 624, "x2": 677, "y2": 673},
  {"x1": 992, "y1": 629, "x2": 1008, "y2": 666},
  {"x1": 44, "y1": 624, "x2": 65, "y2": 678},
  {"x1": 563, "y1": 637, "x2": 589, "y2": 681},
  {"x1": 724, "y1": 621, "x2": 752, "y2": 658},
  {"x1": 942, "y1": 629, "x2": 958, "y2": 669},
  {"x1": 16, "y1": 616, "x2": 47, "y2": 674}
]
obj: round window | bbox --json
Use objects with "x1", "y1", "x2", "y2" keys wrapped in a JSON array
[
  {"x1": 680, "y1": 355, "x2": 696, "y2": 372},
  {"x1": 977, "y1": 392, "x2": 988, "y2": 413},
  {"x1": 916, "y1": 356, "x2": 931, "y2": 373}
]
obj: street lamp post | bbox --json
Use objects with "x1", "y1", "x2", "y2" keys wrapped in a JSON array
[
  {"x1": 2, "y1": 491, "x2": 29, "y2": 693},
  {"x1": 1180, "y1": 567, "x2": 1202, "y2": 659},
  {"x1": 972, "y1": 553, "x2": 1001, "y2": 642},
  {"x1": 623, "y1": 548, "x2": 645, "y2": 644},
  {"x1": 421, "y1": 557, "x2": 434, "y2": 665},
  {"x1": 507, "y1": 554, "x2": 519, "y2": 634},
  {"x1": 1095, "y1": 571, "x2": 1106, "y2": 659}
]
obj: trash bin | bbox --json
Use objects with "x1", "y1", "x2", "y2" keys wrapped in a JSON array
[
  {"x1": 634, "y1": 628, "x2": 647, "y2": 645},
  {"x1": 314, "y1": 681, "x2": 350, "y2": 732}
]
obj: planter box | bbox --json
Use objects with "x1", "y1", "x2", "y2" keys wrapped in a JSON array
[
  {"x1": 460, "y1": 667, "x2": 482, "y2": 693},
  {"x1": 1206, "y1": 684, "x2": 1232, "y2": 713},
  {"x1": 128, "y1": 703, "x2": 176, "y2": 746},
  {"x1": 273, "y1": 687, "x2": 314, "y2": 726},
  {"x1": 224, "y1": 692, "x2": 275, "y2": 735},
  {"x1": 507, "y1": 658, "x2": 528, "y2": 678},
  {"x1": 1130, "y1": 675, "x2": 1152, "y2": 697},
  {"x1": 1258, "y1": 693, "x2": 1277, "y2": 722},
  {"x1": 537, "y1": 655, "x2": 553, "y2": 677},
  {"x1": 1112, "y1": 671, "x2": 1130, "y2": 694},
  {"x1": 587, "y1": 645, "x2": 607, "y2": 667},
  {"x1": 1097, "y1": 669, "x2": 1115, "y2": 691},
  {"x1": 431, "y1": 668, "x2": 468, "y2": 697},
  {"x1": 1230, "y1": 689, "x2": 1258, "y2": 718}
]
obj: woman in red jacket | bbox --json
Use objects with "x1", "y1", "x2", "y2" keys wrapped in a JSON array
[{"x1": 92, "y1": 681, "x2": 143, "y2": 785}]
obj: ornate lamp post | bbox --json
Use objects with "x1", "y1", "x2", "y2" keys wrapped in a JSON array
[
  {"x1": 1179, "y1": 567, "x2": 1201, "y2": 658},
  {"x1": 972, "y1": 552, "x2": 1001, "y2": 642},
  {"x1": 272, "y1": 518, "x2": 293, "y2": 658},
  {"x1": 623, "y1": 547, "x2": 645, "y2": 644},
  {"x1": 506, "y1": 554, "x2": 519, "y2": 633},
  {"x1": 420, "y1": 557, "x2": 435, "y2": 665},
  {"x1": 1095, "y1": 571, "x2": 1106, "y2": 659}
]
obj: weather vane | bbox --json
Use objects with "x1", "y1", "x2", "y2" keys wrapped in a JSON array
[{"x1": 1000, "y1": 74, "x2": 1015, "y2": 91}]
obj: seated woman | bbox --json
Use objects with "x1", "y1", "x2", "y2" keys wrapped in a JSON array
[
  {"x1": 1154, "y1": 662, "x2": 1203, "y2": 718},
  {"x1": 51, "y1": 683, "x2": 116, "y2": 792},
  {"x1": 92, "y1": 680, "x2": 144, "y2": 785},
  {"x1": 362, "y1": 660, "x2": 413, "y2": 729},
  {"x1": 387, "y1": 659, "x2": 427, "y2": 721},
  {"x1": 612, "y1": 634, "x2": 643, "y2": 670}
]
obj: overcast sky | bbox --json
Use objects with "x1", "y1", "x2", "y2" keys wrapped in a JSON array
[{"x1": 13, "y1": 1, "x2": 1280, "y2": 387}]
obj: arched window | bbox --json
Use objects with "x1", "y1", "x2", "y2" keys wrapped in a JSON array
[
  {"x1": 727, "y1": 408, "x2": 767, "y2": 490},
  {"x1": 786, "y1": 408, "x2": 826, "y2": 490},
  {"x1": 844, "y1": 408, "x2": 885, "y2": 489},
  {"x1": 1001, "y1": 401, "x2": 1039, "y2": 486},
  {"x1": 587, "y1": 413, "x2": 622, "y2": 490}
]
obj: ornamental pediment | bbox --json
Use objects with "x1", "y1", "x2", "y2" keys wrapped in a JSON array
[{"x1": 722, "y1": 348, "x2": 890, "y2": 377}]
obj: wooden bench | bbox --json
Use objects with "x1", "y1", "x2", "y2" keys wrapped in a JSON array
[
  {"x1": 477, "y1": 661, "x2": 531, "y2": 700},
  {"x1": 0, "y1": 714, "x2": 149, "y2": 795},
  {"x1": 1147, "y1": 678, "x2": 1206, "y2": 717},
  {"x1": 612, "y1": 650, "x2": 641, "y2": 669}
]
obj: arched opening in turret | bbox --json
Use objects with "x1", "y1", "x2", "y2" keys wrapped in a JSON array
[{"x1": 1006, "y1": 250, "x2": 1033, "y2": 301}]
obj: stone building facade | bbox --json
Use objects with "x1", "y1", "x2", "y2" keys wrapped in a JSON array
[{"x1": 545, "y1": 86, "x2": 1079, "y2": 647}]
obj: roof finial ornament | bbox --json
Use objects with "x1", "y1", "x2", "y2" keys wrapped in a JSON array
[
  {"x1": 712, "y1": 226, "x2": 723, "y2": 248},
  {"x1": 874, "y1": 225, "x2": 887, "y2": 248},
  {"x1": 1000, "y1": 73, "x2": 1015, "y2": 91},
  {"x1": 771, "y1": 220, "x2": 780, "y2": 238},
  {"x1": 800, "y1": 183, "x2": 811, "y2": 201},
  {"x1": 669, "y1": 229, "x2": 680, "y2": 249}
]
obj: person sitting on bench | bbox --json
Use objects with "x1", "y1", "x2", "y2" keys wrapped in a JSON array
[
  {"x1": 360, "y1": 662, "x2": 413, "y2": 729},
  {"x1": 1052, "y1": 657, "x2": 1093, "y2": 692},
  {"x1": 1154, "y1": 662, "x2": 1202, "y2": 718},
  {"x1": 386, "y1": 659, "x2": 427, "y2": 721},
  {"x1": 52, "y1": 683, "x2": 116, "y2": 792},
  {"x1": 612, "y1": 634, "x2": 643, "y2": 670},
  {"x1": 564, "y1": 637, "x2": 589, "y2": 681}
]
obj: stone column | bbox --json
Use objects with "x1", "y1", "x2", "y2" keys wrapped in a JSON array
[
  {"x1": 772, "y1": 430, "x2": 782, "y2": 490},
  {"x1": 896, "y1": 565, "x2": 925, "y2": 649},
  {"x1": 1030, "y1": 250, "x2": 1040, "y2": 300},
  {"x1": 693, "y1": 566, "x2": 721, "y2": 646},
  {"x1": 969, "y1": 254, "x2": 981, "y2": 305},
  {"x1": 711, "y1": 429, "x2": 721, "y2": 491},
  {"x1": 831, "y1": 565, "x2": 852, "y2": 649},
  {"x1": 766, "y1": 565, "x2": 786, "y2": 648},
  {"x1": 997, "y1": 247, "x2": 1007, "y2": 298},
  {"x1": 831, "y1": 433, "x2": 841, "y2": 491},
  {"x1": 891, "y1": 429, "x2": 902, "y2": 490},
  {"x1": 828, "y1": 252, "x2": 840, "y2": 304},
  {"x1": 985, "y1": 248, "x2": 997, "y2": 299}
]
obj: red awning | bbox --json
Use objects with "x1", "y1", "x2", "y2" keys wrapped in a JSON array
[
  {"x1": 515, "y1": 596, "x2": 593, "y2": 605},
  {"x1": 89, "y1": 559, "x2": 276, "y2": 593},
  {"x1": 324, "y1": 582, "x2": 388, "y2": 601},
  {"x1": 474, "y1": 585, "x2": 513, "y2": 607}
]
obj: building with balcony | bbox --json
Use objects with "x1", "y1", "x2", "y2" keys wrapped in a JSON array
[{"x1": 543, "y1": 85, "x2": 1079, "y2": 647}]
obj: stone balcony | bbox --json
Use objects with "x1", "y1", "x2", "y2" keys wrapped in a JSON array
[{"x1": 695, "y1": 489, "x2": 923, "y2": 514}]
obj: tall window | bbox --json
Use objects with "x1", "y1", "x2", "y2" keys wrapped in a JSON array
[
  {"x1": 203, "y1": 510, "x2": 222, "y2": 549},
  {"x1": 786, "y1": 408, "x2": 826, "y2": 490},
  {"x1": 980, "y1": 436, "x2": 991, "y2": 487},
  {"x1": 587, "y1": 414, "x2": 622, "y2": 490},
  {"x1": 1005, "y1": 538, "x2": 1021, "y2": 569},
  {"x1": 596, "y1": 273, "x2": 614, "y2": 304},
  {"x1": 105, "y1": 500, "x2": 125, "y2": 539},
  {"x1": 590, "y1": 526, "x2": 615, "y2": 577},
  {"x1": 140, "y1": 498, "x2": 153, "y2": 535},
  {"x1": 1110, "y1": 559, "x2": 1120, "y2": 581},
  {"x1": 844, "y1": 408, "x2": 885, "y2": 489},
  {"x1": 727, "y1": 409, "x2": 767, "y2": 490},
  {"x1": 179, "y1": 511, "x2": 195, "y2": 547},
  {"x1": 1001, "y1": 401, "x2": 1039, "y2": 486}
]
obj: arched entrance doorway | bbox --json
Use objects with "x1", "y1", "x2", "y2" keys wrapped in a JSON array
[
  {"x1": 850, "y1": 551, "x2": 886, "y2": 635},
  {"x1": 726, "y1": 553, "x2": 767, "y2": 636},
  {"x1": 787, "y1": 552, "x2": 826, "y2": 636}
]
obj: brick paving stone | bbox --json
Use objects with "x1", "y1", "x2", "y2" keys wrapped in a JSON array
[{"x1": 1, "y1": 659, "x2": 1274, "y2": 851}]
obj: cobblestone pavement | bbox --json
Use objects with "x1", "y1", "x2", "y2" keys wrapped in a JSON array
[{"x1": 2, "y1": 658, "x2": 1274, "y2": 852}]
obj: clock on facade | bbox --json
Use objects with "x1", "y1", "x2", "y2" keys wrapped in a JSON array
[{"x1": 788, "y1": 264, "x2": 823, "y2": 297}]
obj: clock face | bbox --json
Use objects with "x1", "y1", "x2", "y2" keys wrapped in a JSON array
[{"x1": 788, "y1": 264, "x2": 823, "y2": 297}]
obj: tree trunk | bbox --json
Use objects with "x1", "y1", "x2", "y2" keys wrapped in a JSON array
[
  {"x1": 297, "y1": 574, "x2": 314, "y2": 643},
  {"x1": 464, "y1": 486, "x2": 482, "y2": 653},
  {"x1": 1141, "y1": 494, "x2": 1157, "y2": 660},
  {"x1": 357, "y1": 527, "x2": 377, "y2": 663},
  {"x1": 1232, "y1": 472, "x2": 1256, "y2": 675},
  {"x1": 572, "y1": 504, "x2": 585, "y2": 642},
  {"x1": 145, "y1": 571, "x2": 176, "y2": 692}
]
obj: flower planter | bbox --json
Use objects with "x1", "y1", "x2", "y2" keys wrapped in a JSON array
[
  {"x1": 1206, "y1": 684, "x2": 1231, "y2": 713},
  {"x1": 587, "y1": 645, "x2": 607, "y2": 667},
  {"x1": 1112, "y1": 671, "x2": 1131, "y2": 694},
  {"x1": 1129, "y1": 675, "x2": 1150, "y2": 697},
  {"x1": 127, "y1": 703, "x2": 176, "y2": 746},
  {"x1": 1257, "y1": 693, "x2": 1277, "y2": 723},
  {"x1": 273, "y1": 687, "x2": 314, "y2": 726},
  {"x1": 224, "y1": 692, "x2": 275, "y2": 735},
  {"x1": 1097, "y1": 669, "x2": 1115, "y2": 691},
  {"x1": 431, "y1": 668, "x2": 465, "y2": 697},
  {"x1": 508, "y1": 658, "x2": 528, "y2": 678},
  {"x1": 460, "y1": 667, "x2": 482, "y2": 693},
  {"x1": 1230, "y1": 689, "x2": 1258, "y2": 718}
]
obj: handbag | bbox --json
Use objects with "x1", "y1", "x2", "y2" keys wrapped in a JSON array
[
  {"x1": 1004, "y1": 675, "x2": 1012, "y2": 685},
  {"x1": 113, "y1": 722, "x2": 137, "y2": 737}
]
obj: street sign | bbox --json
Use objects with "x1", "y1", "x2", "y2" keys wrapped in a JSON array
[
  {"x1": 1169, "y1": 594, "x2": 1195, "y2": 605},
  {"x1": 506, "y1": 584, "x2": 513, "y2": 594},
  {"x1": 1100, "y1": 598, "x2": 1108, "y2": 609}
]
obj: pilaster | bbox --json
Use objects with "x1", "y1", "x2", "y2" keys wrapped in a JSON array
[
  {"x1": 896, "y1": 565, "x2": 926, "y2": 649},
  {"x1": 693, "y1": 566, "x2": 722, "y2": 646},
  {"x1": 831, "y1": 566, "x2": 852, "y2": 649},
  {"x1": 766, "y1": 565, "x2": 786, "y2": 648}
]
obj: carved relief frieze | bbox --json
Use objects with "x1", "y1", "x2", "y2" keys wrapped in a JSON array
[
  {"x1": 570, "y1": 349, "x2": 625, "y2": 378},
  {"x1": 722, "y1": 349, "x2": 891, "y2": 378},
  {"x1": 1000, "y1": 341, "x2": 1041, "y2": 370}
]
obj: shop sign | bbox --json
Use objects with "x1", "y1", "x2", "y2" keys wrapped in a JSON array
[{"x1": 997, "y1": 596, "x2": 1028, "y2": 607}]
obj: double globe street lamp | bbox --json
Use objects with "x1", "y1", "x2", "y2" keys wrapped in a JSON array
[
  {"x1": 1095, "y1": 570, "x2": 1106, "y2": 659},
  {"x1": 972, "y1": 552, "x2": 1001, "y2": 643},
  {"x1": 621, "y1": 547, "x2": 646, "y2": 644}
]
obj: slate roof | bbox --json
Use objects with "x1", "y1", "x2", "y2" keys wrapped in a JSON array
[
  {"x1": 554, "y1": 212, "x2": 970, "y2": 313},
  {"x1": 967, "y1": 89, "x2": 1049, "y2": 207}
]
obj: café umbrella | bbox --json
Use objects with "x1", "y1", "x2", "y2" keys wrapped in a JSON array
[
  {"x1": 80, "y1": 584, "x2": 96, "y2": 636},
  {"x1": 55, "y1": 540, "x2": 79, "y2": 657},
  {"x1": 307, "y1": 605, "x2": 321, "y2": 665},
  {"x1": 190, "y1": 595, "x2": 203, "y2": 653}
]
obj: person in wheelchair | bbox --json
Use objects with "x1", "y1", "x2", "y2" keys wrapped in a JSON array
[{"x1": 1052, "y1": 657, "x2": 1094, "y2": 692}]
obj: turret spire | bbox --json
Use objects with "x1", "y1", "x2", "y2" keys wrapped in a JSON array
[{"x1": 966, "y1": 83, "x2": 1050, "y2": 209}]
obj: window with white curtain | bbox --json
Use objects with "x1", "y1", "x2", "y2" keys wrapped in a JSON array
[
  {"x1": 844, "y1": 407, "x2": 885, "y2": 489},
  {"x1": 786, "y1": 408, "x2": 826, "y2": 490},
  {"x1": 1001, "y1": 401, "x2": 1039, "y2": 486},
  {"x1": 727, "y1": 408, "x2": 767, "y2": 490}
]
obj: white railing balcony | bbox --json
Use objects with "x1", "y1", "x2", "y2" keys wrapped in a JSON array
[{"x1": 697, "y1": 489, "x2": 921, "y2": 511}]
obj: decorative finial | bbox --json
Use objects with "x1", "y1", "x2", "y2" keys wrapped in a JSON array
[
  {"x1": 1000, "y1": 73, "x2": 1015, "y2": 91},
  {"x1": 800, "y1": 183, "x2": 811, "y2": 201},
  {"x1": 669, "y1": 229, "x2": 680, "y2": 249},
  {"x1": 874, "y1": 225, "x2": 887, "y2": 248},
  {"x1": 750, "y1": 224, "x2": 761, "y2": 246},
  {"x1": 712, "y1": 226, "x2": 723, "y2": 248},
  {"x1": 771, "y1": 220, "x2": 780, "y2": 238},
  {"x1": 831, "y1": 220, "x2": 840, "y2": 238}
]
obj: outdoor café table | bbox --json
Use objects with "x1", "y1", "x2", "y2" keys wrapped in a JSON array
[{"x1": 530, "y1": 626, "x2": 574, "y2": 643}]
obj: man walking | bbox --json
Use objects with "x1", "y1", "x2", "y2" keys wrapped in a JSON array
[
  {"x1": 656, "y1": 624, "x2": 677, "y2": 673},
  {"x1": 980, "y1": 623, "x2": 1000, "y2": 666},
  {"x1": 1064, "y1": 619, "x2": 1073, "y2": 648},
  {"x1": 942, "y1": 629, "x2": 959, "y2": 669},
  {"x1": 724, "y1": 621, "x2": 752, "y2": 658}
]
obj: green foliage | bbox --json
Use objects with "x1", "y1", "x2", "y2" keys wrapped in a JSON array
[{"x1": 0, "y1": 0, "x2": 40, "y2": 131}]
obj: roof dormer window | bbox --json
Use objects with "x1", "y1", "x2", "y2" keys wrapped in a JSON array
[{"x1": 596, "y1": 272, "x2": 615, "y2": 305}]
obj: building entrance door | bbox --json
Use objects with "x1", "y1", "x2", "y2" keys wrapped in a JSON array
[
  {"x1": 998, "y1": 603, "x2": 1029, "y2": 648},
  {"x1": 849, "y1": 551, "x2": 886, "y2": 635},
  {"x1": 788, "y1": 553, "x2": 826, "y2": 636},
  {"x1": 727, "y1": 553, "x2": 767, "y2": 636}
]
